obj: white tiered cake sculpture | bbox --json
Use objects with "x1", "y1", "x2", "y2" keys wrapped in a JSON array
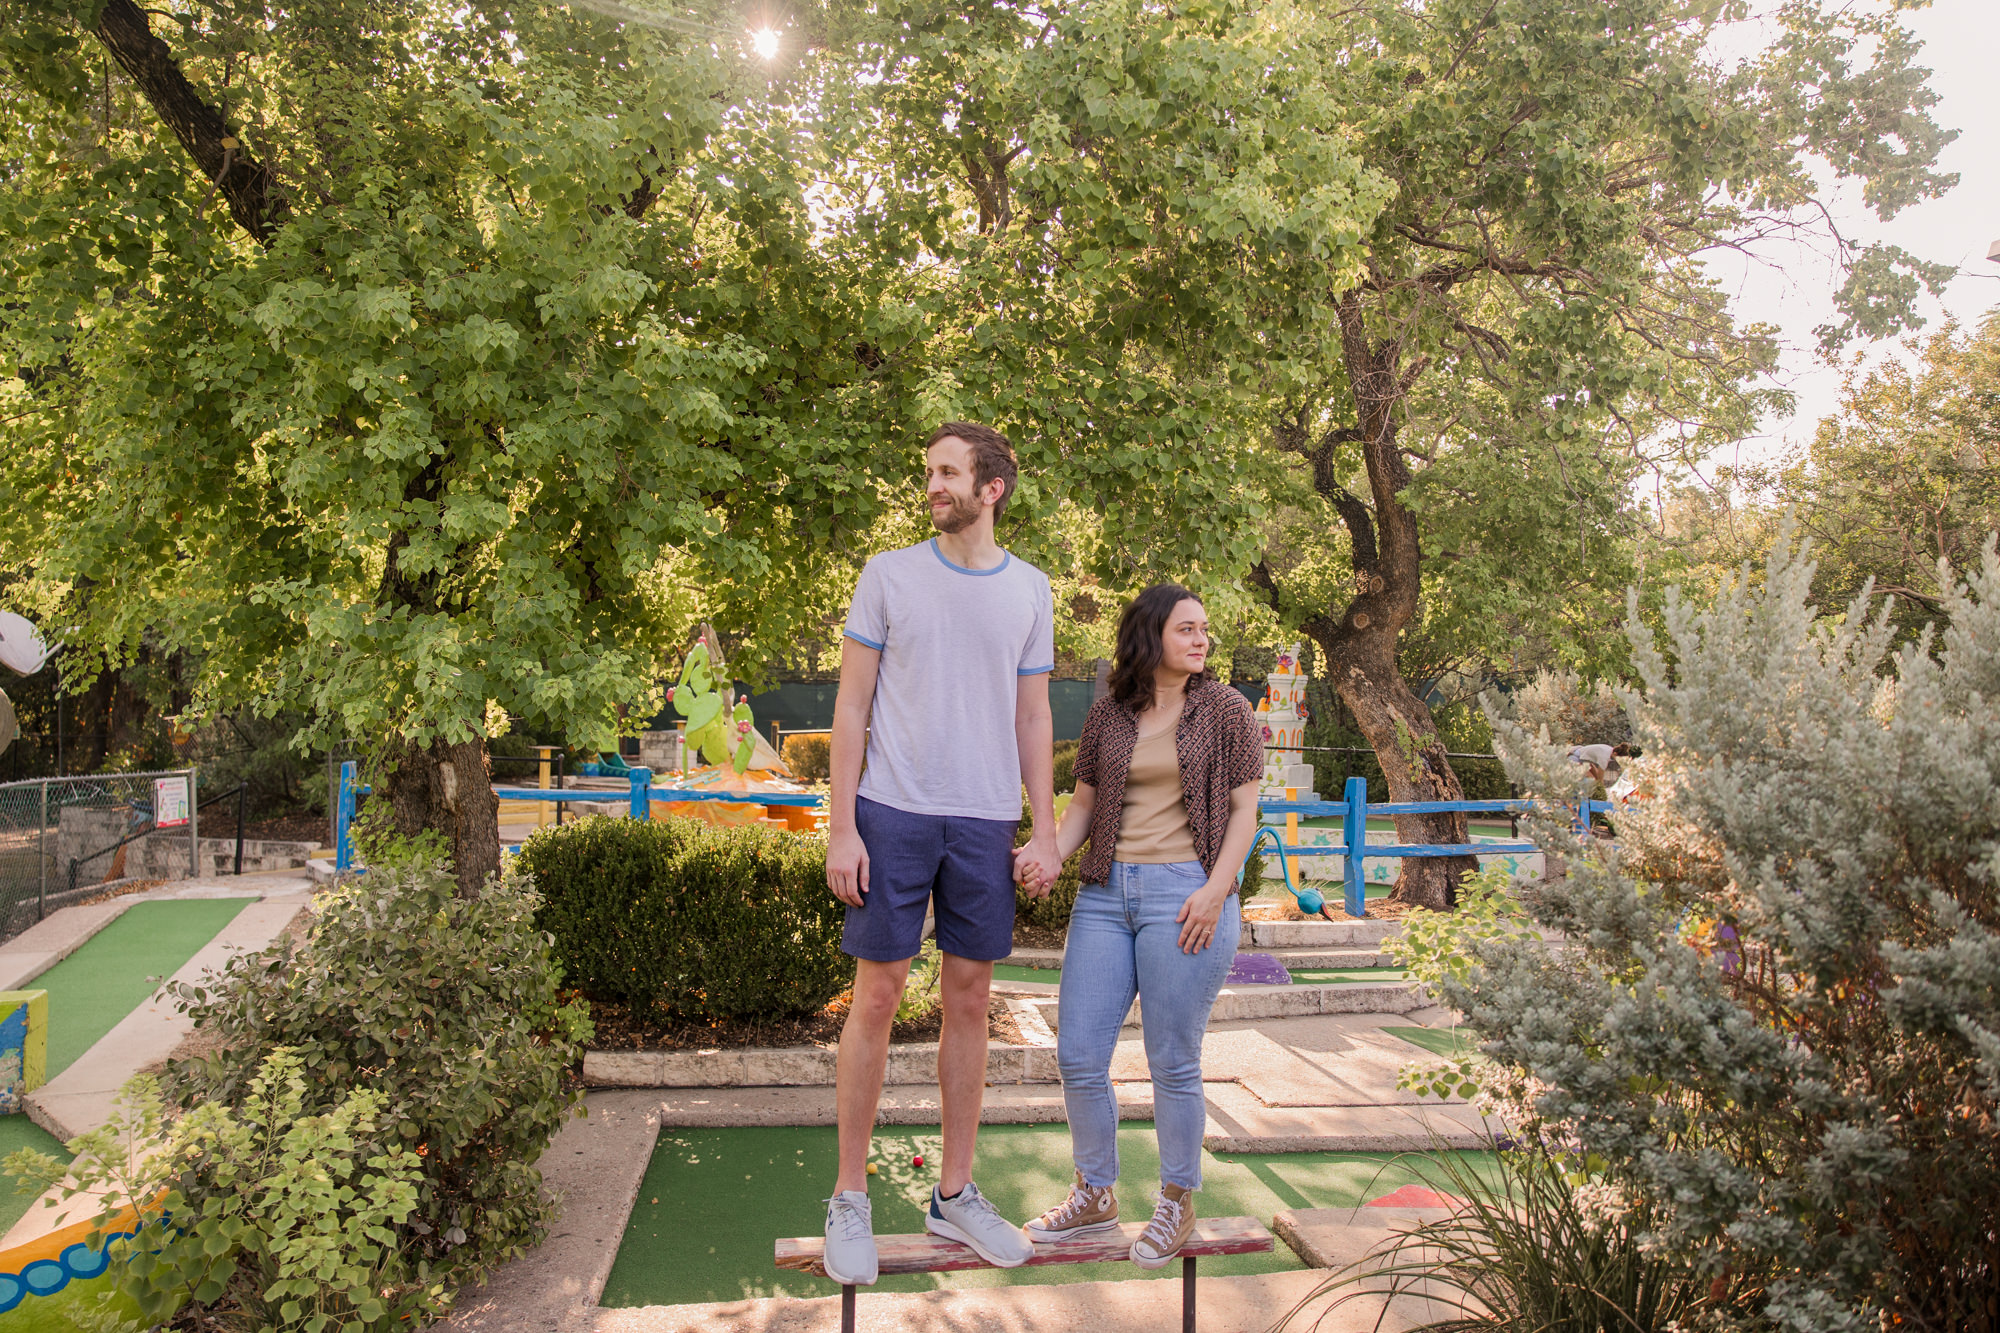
[{"x1": 1257, "y1": 644, "x2": 1317, "y2": 800}]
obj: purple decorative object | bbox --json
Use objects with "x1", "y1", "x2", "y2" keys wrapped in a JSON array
[{"x1": 1225, "y1": 952, "x2": 1293, "y2": 986}]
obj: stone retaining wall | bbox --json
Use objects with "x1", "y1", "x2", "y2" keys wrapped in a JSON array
[{"x1": 582, "y1": 1041, "x2": 1057, "y2": 1088}]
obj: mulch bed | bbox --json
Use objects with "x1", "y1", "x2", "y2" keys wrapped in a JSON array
[
  {"x1": 76, "y1": 878, "x2": 167, "y2": 907},
  {"x1": 1012, "y1": 922, "x2": 1066, "y2": 951},
  {"x1": 585, "y1": 993, "x2": 1023, "y2": 1051}
]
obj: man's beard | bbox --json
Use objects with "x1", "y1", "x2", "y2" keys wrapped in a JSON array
[{"x1": 929, "y1": 491, "x2": 982, "y2": 534}]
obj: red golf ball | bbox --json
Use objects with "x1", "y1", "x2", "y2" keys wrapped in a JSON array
[{"x1": 913, "y1": 1154, "x2": 925, "y2": 1168}]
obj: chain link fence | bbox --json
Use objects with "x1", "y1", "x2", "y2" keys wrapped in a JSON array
[{"x1": 0, "y1": 769, "x2": 199, "y2": 941}]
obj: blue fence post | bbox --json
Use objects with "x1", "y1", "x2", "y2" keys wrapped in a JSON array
[
  {"x1": 335, "y1": 760, "x2": 357, "y2": 873},
  {"x1": 1342, "y1": 775, "x2": 1368, "y2": 919},
  {"x1": 628, "y1": 767, "x2": 653, "y2": 821}
]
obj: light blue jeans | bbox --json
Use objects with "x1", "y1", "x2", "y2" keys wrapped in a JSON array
[{"x1": 1057, "y1": 860, "x2": 1241, "y2": 1191}]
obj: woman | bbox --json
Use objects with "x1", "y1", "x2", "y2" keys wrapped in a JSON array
[{"x1": 1016, "y1": 583, "x2": 1264, "y2": 1267}]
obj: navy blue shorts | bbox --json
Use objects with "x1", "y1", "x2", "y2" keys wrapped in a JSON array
[{"x1": 844, "y1": 796, "x2": 1019, "y2": 962}]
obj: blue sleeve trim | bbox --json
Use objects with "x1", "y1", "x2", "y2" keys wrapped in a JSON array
[
  {"x1": 843, "y1": 630, "x2": 886, "y2": 651},
  {"x1": 1017, "y1": 665, "x2": 1055, "y2": 676}
]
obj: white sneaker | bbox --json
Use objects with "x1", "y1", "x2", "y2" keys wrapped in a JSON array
[
  {"x1": 823, "y1": 1190, "x2": 878, "y2": 1285},
  {"x1": 926, "y1": 1181, "x2": 1035, "y2": 1268}
]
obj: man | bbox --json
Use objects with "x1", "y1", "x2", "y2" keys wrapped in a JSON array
[{"x1": 821, "y1": 423, "x2": 1063, "y2": 1284}]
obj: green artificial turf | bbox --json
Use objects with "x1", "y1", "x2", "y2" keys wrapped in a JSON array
[
  {"x1": 989, "y1": 963, "x2": 1060, "y2": 986},
  {"x1": 33, "y1": 898, "x2": 250, "y2": 1078},
  {"x1": 1, "y1": 897, "x2": 249, "y2": 1234},
  {"x1": 0, "y1": 1114, "x2": 71, "y2": 1235},
  {"x1": 1383, "y1": 1026, "x2": 1475, "y2": 1059},
  {"x1": 1283, "y1": 968, "x2": 1411, "y2": 985},
  {"x1": 602, "y1": 1122, "x2": 1492, "y2": 1307},
  {"x1": 2, "y1": 1271, "x2": 143, "y2": 1333}
]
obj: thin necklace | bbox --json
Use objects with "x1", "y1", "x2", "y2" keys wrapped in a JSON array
[{"x1": 1137, "y1": 693, "x2": 1184, "y2": 741}]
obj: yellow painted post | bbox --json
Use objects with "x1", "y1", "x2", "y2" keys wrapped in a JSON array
[
  {"x1": 536, "y1": 746, "x2": 554, "y2": 828},
  {"x1": 1285, "y1": 811, "x2": 1299, "y2": 847}
]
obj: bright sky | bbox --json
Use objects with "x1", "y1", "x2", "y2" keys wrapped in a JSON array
[{"x1": 1707, "y1": 0, "x2": 2000, "y2": 476}]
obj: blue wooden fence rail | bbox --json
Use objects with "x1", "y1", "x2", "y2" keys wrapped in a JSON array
[
  {"x1": 1252, "y1": 774, "x2": 1613, "y2": 918},
  {"x1": 334, "y1": 763, "x2": 1610, "y2": 918}
]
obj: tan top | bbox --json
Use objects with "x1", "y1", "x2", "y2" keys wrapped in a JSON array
[{"x1": 1115, "y1": 726, "x2": 1199, "y2": 864}]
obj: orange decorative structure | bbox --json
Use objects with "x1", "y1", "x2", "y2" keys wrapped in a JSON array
[{"x1": 652, "y1": 765, "x2": 821, "y2": 832}]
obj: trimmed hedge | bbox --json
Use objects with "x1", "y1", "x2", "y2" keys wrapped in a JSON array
[
  {"x1": 782, "y1": 732, "x2": 831, "y2": 783},
  {"x1": 1014, "y1": 796, "x2": 1083, "y2": 931},
  {"x1": 520, "y1": 815, "x2": 849, "y2": 1022},
  {"x1": 1051, "y1": 739, "x2": 1079, "y2": 795}
]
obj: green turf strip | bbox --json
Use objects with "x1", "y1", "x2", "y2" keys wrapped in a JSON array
[
  {"x1": 32, "y1": 898, "x2": 250, "y2": 1079},
  {"x1": 2, "y1": 1270, "x2": 143, "y2": 1333},
  {"x1": 1, "y1": 898, "x2": 249, "y2": 1235},
  {"x1": 603, "y1": 1122, "x2": 1494, "y2": 1307},
  {"x1": 989, "y1": 963, "x2": 1059, "y2": 986},
  {"x1": 0, "y1": 1113, "x2": 71, "y2": 1235},
  {"x1": 1283, "y1": 968, "x2": 1411, "y2": 985},
  {"x1": 1383, "y1": 1026, "x2": 1475, "y2": 1059}
]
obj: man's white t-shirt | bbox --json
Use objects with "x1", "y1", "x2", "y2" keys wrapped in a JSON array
[{"x1": 842, "y1": 539, "x2": 1055, "y2": 822}]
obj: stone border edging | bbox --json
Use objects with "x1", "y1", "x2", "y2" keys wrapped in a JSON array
[
  {"x1": 583, "y1": 1041, "x2": 1057, "y2": 1088},
  {"x1": 440, "y1": 1090, "x2": 664, "y2": 1333}
]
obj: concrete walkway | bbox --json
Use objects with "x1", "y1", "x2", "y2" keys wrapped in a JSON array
[
  {"x1": 442, "y1": 1086, "x2": 1476, "y2": 1333},
  {"x1": 2, "y1": 872, "x2": 315, "y2": 1249},
  {"x1": 451, "y1": 917, "x2": 1495, "y2": 1331}
]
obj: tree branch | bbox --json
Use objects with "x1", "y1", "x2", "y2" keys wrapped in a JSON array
[{"x1": 92, "y1": 0, "x2": 282, "y2": 244}]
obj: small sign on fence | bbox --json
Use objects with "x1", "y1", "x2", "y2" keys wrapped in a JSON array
[{"x1": 154, "y1": 776, "x2": 191, "y2": 828}]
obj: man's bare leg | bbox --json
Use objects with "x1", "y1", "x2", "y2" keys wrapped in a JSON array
[
  {"x1": 835, "y1": 957, "x2": 912, "y2": 1195},
  {"x1": 937, "y1": 951, "x2": 995, "y2": 1197}
]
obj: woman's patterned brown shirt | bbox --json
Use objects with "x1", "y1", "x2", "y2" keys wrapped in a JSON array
[{"x1": 1071, "y1": 676, "x2": 1265, "y2": 888}]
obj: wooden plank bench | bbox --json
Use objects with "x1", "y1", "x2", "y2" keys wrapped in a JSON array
[{"x1": 775, "y1": 1216, "x2": 1276, "y2": 1332}]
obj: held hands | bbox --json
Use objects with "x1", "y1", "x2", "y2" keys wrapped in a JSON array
[
  {"x1": 1176, "y1": 880, "x2": 1230, "y2": 954},
  {"x1": 1012, "y1": 833, "x2": 1062, "y2": 900}
]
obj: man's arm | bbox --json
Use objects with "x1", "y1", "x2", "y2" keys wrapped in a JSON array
[
  {"x1": 1014, "y1": 671, "x2": 1060, "y2": 895},
  {"x1": 826, "y1": 638, "x2": 881, "y2": 907}
]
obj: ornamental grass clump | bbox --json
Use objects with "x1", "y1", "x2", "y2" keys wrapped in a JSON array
[
  {"x1": 1450, "y1": 535, "x2": 2000, "y2": 1331},
  {"x1": 1278, "y1": 1145, "x2": 1708, "y2": 1333}
]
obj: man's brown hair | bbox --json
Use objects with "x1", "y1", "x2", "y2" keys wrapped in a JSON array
[{"x1": 926, "y1": 422, "x2": 1018, "y2": 522}]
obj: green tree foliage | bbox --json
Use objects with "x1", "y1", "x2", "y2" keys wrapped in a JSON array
[
  {"x1": 1230, "y1": 0, "x2": 1956, "y2": 907},
  {"x1": 0, "y1": 0, "x2": 1957, "y2": 902},
  {"x1": 0, "y1": 0, "x2": 1384, "y2": 885},
  {"x1": 1471, "y1": 537, "x2": 2000, "y2": 1330},
  {"x1": 1768, "y1": 313, "x2": 2000, "y2": 643}
]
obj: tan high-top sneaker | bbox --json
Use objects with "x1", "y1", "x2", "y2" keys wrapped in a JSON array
[
  {"x1": 1130, "y1": 1183, "x2": 1195, "y2": 1268},
  {"x1": 1024, "y1": 1170, "x2": 1119, "y2": 1242}
]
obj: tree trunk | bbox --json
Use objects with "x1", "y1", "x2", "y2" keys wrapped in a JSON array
[
  {"x1": 379, "y1": 734, "x2": 502, "y2": 898},
  {"x1": 1315, "y1": 619, "x2": 1472, "y2": 910},
  {"x1": 1275, "y1": 295, "x2": 1476, "y2": 910}
]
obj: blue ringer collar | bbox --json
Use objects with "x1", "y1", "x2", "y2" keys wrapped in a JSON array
[{"x1": 930, "y1": 538, "x2": 1011, "y2": 576}]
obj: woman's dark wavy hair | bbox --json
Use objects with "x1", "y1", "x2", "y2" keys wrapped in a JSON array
[{"x1": 1107, "y1": 583, "x2": 1214, "y2": 711}]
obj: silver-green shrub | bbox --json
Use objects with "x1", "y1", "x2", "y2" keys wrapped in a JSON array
[
  {"x1": 1469, "y1": 534, "x2": 2000, "y2": 1331},
  {"x1": 1503, "y1": 668, "x2": 1634, "y2": 750}
]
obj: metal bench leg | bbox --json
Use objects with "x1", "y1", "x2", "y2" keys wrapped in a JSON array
[
  {"x1": 1182, "y1": 1255, "x2": 1197, "y2": 1333},
  {"x1": 842, "y1": 1284, "x2": 855, "y2": 1333}
]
